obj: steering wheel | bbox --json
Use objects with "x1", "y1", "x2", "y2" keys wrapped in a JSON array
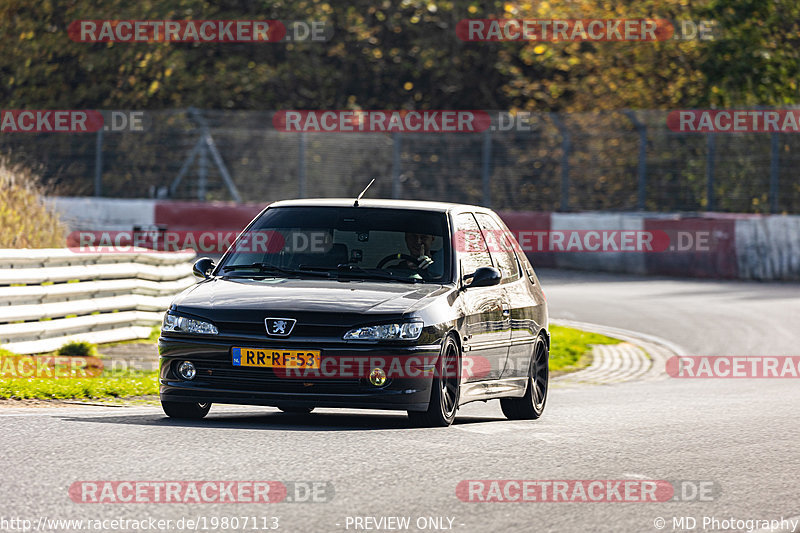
[{"x1": 377, "y1": 253, "x2": 418, "y2": 270}]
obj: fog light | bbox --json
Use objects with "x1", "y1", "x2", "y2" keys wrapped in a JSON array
[
  {"x1": 177, "y1": 361, "x2": 196, "y2": 380},
  {"x1": 368, "y1": 367, "x2": 387, "y2": 386}
]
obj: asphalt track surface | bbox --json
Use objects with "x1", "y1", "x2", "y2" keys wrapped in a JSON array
[{"x1": 2, "y1": 269, "x2": 799, "y2": 533}]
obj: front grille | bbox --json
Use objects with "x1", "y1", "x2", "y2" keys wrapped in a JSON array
[
  {"x1": 215, "y1": 321, "x2": 345, "y2": 339},
  {"x1": 188, "y1": 359, "x2": 363, "y2": 394}
]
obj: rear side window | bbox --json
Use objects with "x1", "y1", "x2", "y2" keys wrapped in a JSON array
[
  {"x1": 453, "y1": 213, "x2": 493, "y2": 277},
  {"x1": 474, "y1": 213, "x2": 520, "y2": 283}
]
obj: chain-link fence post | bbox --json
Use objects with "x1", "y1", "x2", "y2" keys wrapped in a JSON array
[
  {"x1": 551, "y1": 114, "x2": 571, "y2": 211},
  {"x1": 624, "y1": 111, "x2": 647, "y2": 210},
  {"x1": 706, "y1": 133, "x2": 715, "y2": 211},
  {"x1": 197, "y1": 130, "x2": 208, "y2": 201},
  {"x1": 298, "y1": 132, "x2": 307, "y2": 198},
  {"x1": 481, "y1": 129, "x2": 492, "y2": 207},
  {"x1": 94, "y1": 127, "x2": 103, "y2": 197},
  {"x1": 770, "y1": 133, "x2": 779, "y2": 213},
  {"x1": 391, "y1": 132, "x2": 402, "y2": 199}
]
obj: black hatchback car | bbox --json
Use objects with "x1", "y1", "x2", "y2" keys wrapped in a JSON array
[{"x1": 159, "y1": 199, "x2": 549, "y2": 426}]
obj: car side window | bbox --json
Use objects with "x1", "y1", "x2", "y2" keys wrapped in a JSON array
[
  {"x1": 474, "y1": 213, "x2": 520, "y2": 283},
  {"x1": 515, "y1": 248, "x2": 536, "y2": 284},
  {"x1": 453, "y1": 213, "x2": 493, "y2": 278}
]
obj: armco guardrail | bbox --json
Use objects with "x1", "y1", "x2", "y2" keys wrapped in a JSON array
[{"x1": 0, "y1": 249, "x2": 196, "y2": 355}]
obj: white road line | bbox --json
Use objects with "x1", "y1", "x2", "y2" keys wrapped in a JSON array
[
  {"x1": 552, "y1": 318, "x2": 689, "y2": 356},
  {"x1": 0, "y1": 406, "x2": 161, "y2": 417},
  {"x1": 551, "y1": 319, "x2": 678, "y2": 386},
  {"x1": 554, "y1": 344, "x2": 651, "y2": 385}
]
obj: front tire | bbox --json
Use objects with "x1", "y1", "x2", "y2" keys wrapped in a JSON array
[
  {"x1": 161, "y1": 401, "x2": 211, "y2": 419},
  {"x1": 501, "y1": 336, "x2": 548, "y2": 420},
  {"x1": 408, "y1": 335, "x2": 460, "y2": 427}
]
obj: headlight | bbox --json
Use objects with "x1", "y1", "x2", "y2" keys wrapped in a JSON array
[
  {"x1": 162, "y1": 313, "x2": 218, "y2": 335},
  {"x1": 343, "y1": 321, "x2": 423, "y2": 341}
]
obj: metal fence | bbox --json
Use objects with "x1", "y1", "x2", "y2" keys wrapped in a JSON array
[{"x1": 2, "y1": 109, "x2": 799, "y2": 213}]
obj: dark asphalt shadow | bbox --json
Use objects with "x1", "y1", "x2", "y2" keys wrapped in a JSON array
[{"x1": 59, "y1": 409, "x2": 507, "y2": 432}]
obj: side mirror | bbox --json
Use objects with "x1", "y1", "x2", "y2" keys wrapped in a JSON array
[
  {"x1": 193, "y1": 257, "x2": 216, "y2": 279},
  {"x1": 465, "y1": 266, "x2": 502, "y2": 288}
]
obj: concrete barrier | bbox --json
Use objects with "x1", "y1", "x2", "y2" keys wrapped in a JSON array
[
  {"x1": 735, "y1": 215, "x2": 800, "y2": 281},
  {"x1": 550, "y1": 213, "x2": 647, "y2": 275},
  {"x1": 46, "y1": 197, "x2": 156, "y2": 231},
  {"x1": 0, "y1": 248, "x2": 195, "y2": 354}
]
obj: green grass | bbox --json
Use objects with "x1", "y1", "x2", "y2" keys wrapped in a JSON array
[
  {"x1": 57, "y1": 341, "x2": 97, "y2": 357},
  {"x1": 0, "y1": 347, "x2": 17, "y2": 358},
  {"x1": 1, "y1": 332, "x2": 162, "y2": 401},
  {"x1": 0, "y1": 368, "x2": 158, "y2": 400},
  {"x1": 146, "y1": 325, "x2": 161, "y2": 342},
  {"x1": 549, "y1": 325, "x2": 621, "y2": 373}
]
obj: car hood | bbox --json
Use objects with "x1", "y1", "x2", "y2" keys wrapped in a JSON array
[{"x1": 172, "y1": 276, "x2": 449, "y2": 318}]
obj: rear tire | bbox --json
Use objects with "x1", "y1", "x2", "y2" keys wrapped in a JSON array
[
  {"x1": 408, "y1": 336, "x2": 460, "y2": 427},
  {"x1": 161, "y1": 401, "x2": 211, "y2": 419},
  {"x1": 501, "y1": 336, "x2": 548, "y2": 420}
]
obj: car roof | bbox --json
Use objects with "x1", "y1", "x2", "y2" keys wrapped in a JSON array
[{"x1": 267, "y1": 198, "x2": 494, "y2": 215}]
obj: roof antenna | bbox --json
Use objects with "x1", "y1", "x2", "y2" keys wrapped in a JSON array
[{"x1": 353, "y1": 178, "x2": 376, "y2": 207}]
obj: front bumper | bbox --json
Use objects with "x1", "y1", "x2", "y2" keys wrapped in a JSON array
[{"x1": 158, "y1": 335, "x2": 441, "y2": 412}]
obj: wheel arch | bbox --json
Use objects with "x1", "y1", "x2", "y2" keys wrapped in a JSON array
[{"x1": 539, "y1": 326, "x2": 551, "y2": 349}]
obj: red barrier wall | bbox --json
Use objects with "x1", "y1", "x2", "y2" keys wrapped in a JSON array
[
  {"x1": 498, "y1": 211, "x2": 555, "y2": 268},
  {"x1": 643, "y1": 217, "x2": 738, "y2": 279},
  {"x1": 154, "y1": 201, "x2": 266, "y2": 230}
]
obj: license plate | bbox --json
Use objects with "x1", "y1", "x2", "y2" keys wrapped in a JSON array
[{"x1": 232, "y1": 347, "x2": 321, "y2": 369}]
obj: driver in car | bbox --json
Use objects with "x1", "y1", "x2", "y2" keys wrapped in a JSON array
[{"x1": 403, "y1": 232, "x2": 444, "y2": 278}]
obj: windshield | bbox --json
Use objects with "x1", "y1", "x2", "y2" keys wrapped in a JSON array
[{"x1": 218, "y1": 207, "x2": 451, "y2": 283}]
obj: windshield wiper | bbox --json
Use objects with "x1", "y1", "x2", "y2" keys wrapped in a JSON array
[
  {"x1": 220, "y1": 263, "x2": 331, "y2": 278},
  {"x1": 300, "y1": 264, "x2": 422, "y2": 283}
]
